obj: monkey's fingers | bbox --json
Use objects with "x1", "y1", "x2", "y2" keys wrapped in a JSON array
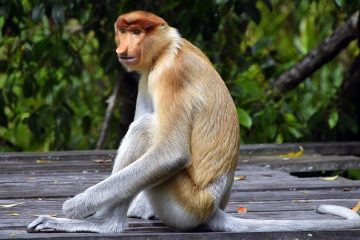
[{"x1": 26, "y1": 215, "x2": 59, "y2": 233}]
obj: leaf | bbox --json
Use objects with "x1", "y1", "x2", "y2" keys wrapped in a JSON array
[
  {"x1": 234, "y1": 176, "x2": 246, "y2": 181},
  {"x1": 321, "y1": 175, "x2": 338, "y2": 181},
  {"x1": 279, "y1": 146, "x2": 304, "y2": 158},
  {"x1": 284, "y1": 113, "x2": 296, "y2": 123},
  {"x1": 342, "y1": 112, "x2": 358, "y2": 134},
  {"x1": 243, "y1": 3, "x2": 261, "y2": 24},
  {"x1": 288, "y1": 127, "x2": 302, "y2": 139},
  {"x1": 51, "y1": 4, "x2": 66, "y2": 27},
  {"x1": 32, "y1": 4, "x2": 45, "y2": 22},
  {"x1": 300, "y1": 190, "x2": 310, "y2": 195},
  {"x1": 82, "y1": 115, "x2": 92, "y2": 134},
  {"x1": 351, "y1": 201, "x2": 360, "y2": 212},
  {"x1": 0, "y1": 203, "x2": 24, "y2": 208},
  {"x1": 335, "y1": 0, "x2": 344, "y2": 7},
  {"x1": 328, "y1": 110, "x2": 339, "y2": 129},
  {"x1": 92, "y1": 159, "x2": 112, "y2": 164},
  {"x1": 23, "y1": 74, "x2": 38, "y2": 98},
  {"x1": 30, "y1": 213, "x2": 57, "y2": 217},
  {"x1": 0, "y1": 90, "x2": 8, "y2": 127},
  {"x1": 237, "y1": 108, "x2": 252, "y2": 129},
  {"x1": 237, "y1": 207, "x2": 248, "y2": 214},
  {"x1": 7, "y1": 212, "x2": 19, "y2": 216},
  {"x1": 36, "y1": 160, "x2": 53, "y2": 164}
]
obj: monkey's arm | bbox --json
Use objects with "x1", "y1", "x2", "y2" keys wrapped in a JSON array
[{"x1": 63, "y1": 133, "x2": 189, "y2": 219}]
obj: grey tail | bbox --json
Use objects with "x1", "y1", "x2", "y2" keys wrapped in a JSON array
[{"x1": 207, "y1": 204, "x2": 360, "y2": 232}]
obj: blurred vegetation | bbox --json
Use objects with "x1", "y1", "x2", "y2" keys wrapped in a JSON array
[{"x1": 0, "y1": 0, "x2": 360, "y2": 151}]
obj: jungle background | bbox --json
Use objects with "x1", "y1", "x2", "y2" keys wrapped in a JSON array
[{"x1": 1, "y1": 0, "x2": 360, "y2": 153}]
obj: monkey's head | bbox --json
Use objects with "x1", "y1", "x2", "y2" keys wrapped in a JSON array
[{"x1": 114, "y1": 11, "x2": 170, "y2": 72}]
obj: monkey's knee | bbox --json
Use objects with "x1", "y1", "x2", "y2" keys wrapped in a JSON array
[{"x1": 127, "y1": 114, "x2": 153, "y2": 137}]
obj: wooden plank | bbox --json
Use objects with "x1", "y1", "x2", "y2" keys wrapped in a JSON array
[
  {"x1": 0, "y1": 165, "x2": 291, "y2": 185},
  {"x1": 1, "y1": 141, "x2": 359, "y2": 161},
  {"x1": 0, "y1": 151, "x2": 116, "y2": 161},
  {"x1": 1, "y1": 146, "x2": 360, "y2": 239},
  {"x1": 1, "y1": 167, "x2": 360, "y2": 199},
  {"x1": 1, "y1": 153, "x2": 359, "y2": 175},
  {"x1": 224, "y1": 199, "x2": 358, "y2": 213},
  {"x1": 1, "y1": 198, "x2": 358, "y2": 222},
  {"x1": 1, "y1": 173, "x2": 360, "y2": 199},
  {"x1": 0, "y1": 159, "x2": 113, "y2": 174},
  {"x1": 230, "y1": 189, "x2": 360, "y2": 202},
  {"x1": 1, "y1": 199, "x2": 357, "y2": 229},
  {"x1": 1, "y1": 229, "x2": 360, "y2": 240},
  {"x1": 232, "y1": 177, "x2": 360, "y2": 191},
  {"x1": 240, "y1": 141, "x2": 360, "y2": 155},
  {"x1": 0, "y1": 211, "x2": 350, "y2": 231},
  {"x1": 240, "y1": 155, "x2": 360, "y2": 172},
  {"x1": 2, "y1": 198, "x2": 358, "y2": 217}
]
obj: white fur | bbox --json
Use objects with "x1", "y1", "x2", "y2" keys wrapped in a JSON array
[
  {"x1": 146, "y1": 187, "x2": 200, "y2": 230},
  {"x1": 207, "y1": 205, "x2": 360, "y2": 232},
  {"x1": 127, "y1": 191, "x2": 156, "y2": 219},
  {"x1": 148, "y1": 28, "x2": 181, "y2": 94},
  {"x1": 134, "y1": 74, "x2": 153, "y2": 120}
]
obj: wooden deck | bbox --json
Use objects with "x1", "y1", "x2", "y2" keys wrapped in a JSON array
[{"x1": 1, "y1": 142, "x2": 360, "y2": 239}]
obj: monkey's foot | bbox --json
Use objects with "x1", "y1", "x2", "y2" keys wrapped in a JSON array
[
  {"x1": 27, "y1": 215, "x2": 60, "y2": 232},
  {"x1": 62, "y1": 192, "x2": 97, "y2": 219},
  {"x1": 27, "y1": 215, "x2": 105, "y2": 233},
  {"x1": 127, "y1": 193, "x2": 156, "y2": 219}
]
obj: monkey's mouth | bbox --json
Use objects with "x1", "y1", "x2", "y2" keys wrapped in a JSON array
[{"x1": 118, "y1": 56, "x2": 138, "y2": 64}]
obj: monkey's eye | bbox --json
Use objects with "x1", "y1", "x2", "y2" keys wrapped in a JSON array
[
  {"x1": 119, "y1": 28, "x2": 126, "y2": 34},
  {"x1": 133, "y1": 29, "x2": 141, "y2": 35}
]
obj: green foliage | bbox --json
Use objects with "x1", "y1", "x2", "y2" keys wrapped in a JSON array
[
  {"x1": 347, "y1": 169, "x2": 360, "y2": 180},
  {"x1": 229, "y1": 0, "x2": 359, "y2": 143},
  {"x1": 0, "y1": 0, "x2": 359, "y2": 151}
]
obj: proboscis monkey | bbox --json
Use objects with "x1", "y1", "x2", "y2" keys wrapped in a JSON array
[{"x1": 28, "y1": 11, "x2": 360, "y2": 233}]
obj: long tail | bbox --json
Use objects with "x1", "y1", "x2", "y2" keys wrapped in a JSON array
[{"x1": 207, "y1": 205, "x2": 360, "y2": 232}]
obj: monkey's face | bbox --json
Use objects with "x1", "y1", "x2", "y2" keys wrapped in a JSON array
[
  {"x1": 115, "y1": 28, "x2": 145, "y2": 69},
  {"x1": 114, "y1": 12, "x2": 168, "y2": 72}
]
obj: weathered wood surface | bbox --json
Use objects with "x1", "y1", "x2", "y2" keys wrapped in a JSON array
[{"x1": 0, "y1": 143, "x2": 360, "y2": 240}]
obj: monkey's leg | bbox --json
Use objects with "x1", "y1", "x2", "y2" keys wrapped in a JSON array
[
  {"x1": 62, "y1": 134, "x2": 188, "y2": 219},
  {"x1": 127, "y1": 191, "x2": 155, "y2": 219},
  {"x1": 112, "y1": 113, "x2": 153, "y2": 173},
  {"x1": 62, "y1": 113, "x2": 154, "y2": 217},
  {"x1": 27, "y1": 114, "x2": 153, "y2": 233},
  {"x1": 114, "y1": 114, "x2": 155, "y2": 219}
]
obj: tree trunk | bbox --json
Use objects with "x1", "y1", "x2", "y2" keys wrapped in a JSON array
[{"x1": 272, "y1": 12, "x2": 359, "y2": 96}]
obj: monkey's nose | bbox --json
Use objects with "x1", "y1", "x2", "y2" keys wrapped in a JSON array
[{"x1": 116, "y1": 47, "x2": 127, "y2": 55}]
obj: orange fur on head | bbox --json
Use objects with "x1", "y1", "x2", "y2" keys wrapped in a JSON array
[
  {"x1": 115, "y1": 11, "x2": 167, "y2": 32},
  {"x1": 114, "y1": 11, "x2": 173, "y2": 72}
]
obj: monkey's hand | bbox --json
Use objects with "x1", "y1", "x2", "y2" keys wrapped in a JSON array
[{"x1": 62, "y1": 191, "x2": 97, "y2": 219}]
